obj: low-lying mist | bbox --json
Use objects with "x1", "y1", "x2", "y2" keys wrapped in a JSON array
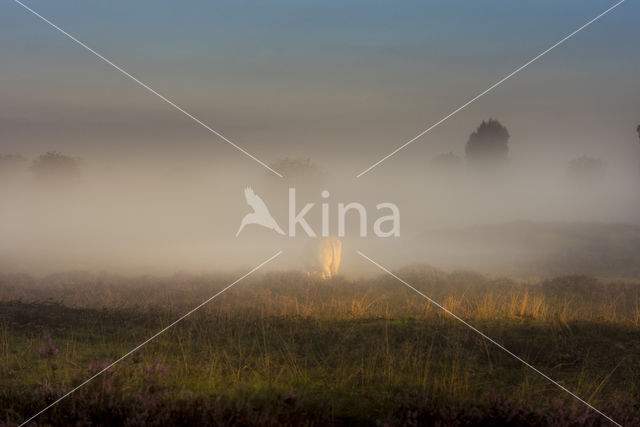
[{"x1": 1, "y1": 149, "x2": 639, "y2": 278}]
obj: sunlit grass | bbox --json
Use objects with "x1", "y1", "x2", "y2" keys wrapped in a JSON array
[{"x1": 1, "y1": 270, "x2": 639, "y2": 425}]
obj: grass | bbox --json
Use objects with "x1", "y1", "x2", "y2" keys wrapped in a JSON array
[{"x1": 0, "y1": 269, "x2": 639, "y2": 425}]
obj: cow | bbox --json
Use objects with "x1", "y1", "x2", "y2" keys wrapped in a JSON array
[{"x1": 305, "y1": 236, "x2": 342, "y2": 279}]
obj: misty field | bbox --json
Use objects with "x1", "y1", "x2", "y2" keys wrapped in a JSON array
[{"x1": 1, "y1": 269, "x2": 639, "y2": 426}]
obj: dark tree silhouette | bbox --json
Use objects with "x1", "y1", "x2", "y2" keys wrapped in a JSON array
[
  {"x1": 465, "y1": 119, "x2": 510, "y2": 164},
  {"x1": 636, "y1": 124, "x2": 639, "y2": 143},
  {"x1": 30, "y1": 151, "x2": 82, "y2": 180}
]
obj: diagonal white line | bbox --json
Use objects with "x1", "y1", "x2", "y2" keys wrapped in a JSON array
[
  {"x1": 356, "y1": 0, "x2": 626, "y2": 178},
  {"x1": 356, "y1": 250, "x2": 621, "y2": 427},
  {"x1": 12, "y1": 0, "x2": 283, "y2": 178},
  {"x1": 18, "y1": 250, "x2": 283, "y2": 427}
]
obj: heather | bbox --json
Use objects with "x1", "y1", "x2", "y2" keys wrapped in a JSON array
[{"x1": 1, "y1": 270, "x2": 639, "y2": 426}]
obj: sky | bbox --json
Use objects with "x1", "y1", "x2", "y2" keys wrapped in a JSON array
[
  {"x1": 1, "y1": 0, "x2": 638, "y2": 171},
  {"x1": 1, "y1": 0, "x2": 639, "y2": 275}
]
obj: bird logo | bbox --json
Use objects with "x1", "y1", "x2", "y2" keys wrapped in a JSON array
[{"x1": 236, "y1": 187, "x2": 285, "y2": 237}]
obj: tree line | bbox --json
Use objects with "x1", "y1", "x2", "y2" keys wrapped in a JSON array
[
  {"x1": 0, "y1": 151, "x2": 82, "y2": 179},
  {"x1": 2, "y1": 123, "x2": 640, "y2": 179},
  {"x1": 430, "y1": 120, "x2": 640, "y2": 180}
]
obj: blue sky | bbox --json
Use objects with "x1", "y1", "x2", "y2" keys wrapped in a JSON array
[{"x1": 1, "y1": 0, "x2": 638, "y2": 171}]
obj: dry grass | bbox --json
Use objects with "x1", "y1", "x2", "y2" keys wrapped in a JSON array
[
  {"x1": 2, "y1": 268, "x2": 638, "y2": 324},
  {"x1": 0, "y1": 268, "x2": 639, "y2": 425}
]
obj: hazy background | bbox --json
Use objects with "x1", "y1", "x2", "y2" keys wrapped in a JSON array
[{"x1": 1, "y1": 0, "x2": 639, "y2": 277}]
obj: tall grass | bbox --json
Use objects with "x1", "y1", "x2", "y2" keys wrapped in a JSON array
[
  {"x1": 0, "y1": 269, "x2": 639, "y2": 425},
  {"x1": 2, "y1": 269, "x2": 638, "y2": 324}
]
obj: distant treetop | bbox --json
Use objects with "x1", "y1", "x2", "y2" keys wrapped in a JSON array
[
  {"x1": 269, "y1": 157, "x2": 316, "y2": 178},
  {"x1": 465, "y1": 118, "x2": 510, "y2": 164},
  {"x1": 30, "y1": 151, "x2": 83, "y2": 179},
  {"x1": 429, "y1": 152, "x2": 462, "y2": 173}
]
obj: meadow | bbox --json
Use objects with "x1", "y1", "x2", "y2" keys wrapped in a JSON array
[{"x1": 1, "y1": 268, "x2": 639, "y2": 426}]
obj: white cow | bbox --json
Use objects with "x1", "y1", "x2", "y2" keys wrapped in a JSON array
[{"x1": 306, "y1": 237, "x2": 342, "y2": 279}]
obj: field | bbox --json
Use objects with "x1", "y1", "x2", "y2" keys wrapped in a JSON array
[{"x1": 1, "y1": 268, "x2": 639, "y2": 426}]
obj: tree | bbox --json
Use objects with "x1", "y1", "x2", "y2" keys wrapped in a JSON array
[
  {"x1": 636, "y1": 124, "x2": 639, "y2": 143},
  {"x1": 465, "y1": 119, "x2": 510, "y2": 164},
  {"x1": 267, "y1": 157, "x2": 323, "y2": 190},
  {"x1": 30, "y1": 151, "x2": 82, "y2": 180},
  {"x1": 269, "y1": 158, "x2": 318, "y2": 178}
]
